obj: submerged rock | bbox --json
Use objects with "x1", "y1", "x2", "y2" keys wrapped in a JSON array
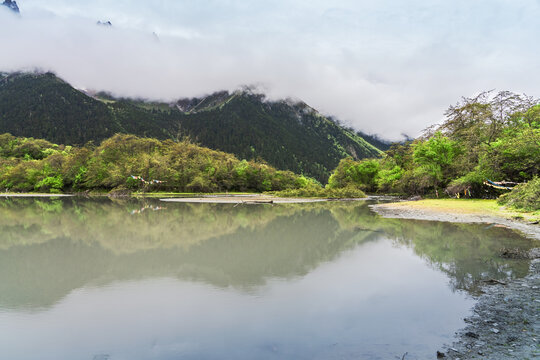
[{"x1": 464, "y1": 332, "x2": 479, "y2": 339}]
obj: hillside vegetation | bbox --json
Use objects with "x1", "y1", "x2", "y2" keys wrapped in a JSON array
[
  {"x1": 323, "y1": 91, "x2": 540, "y2": 209},
  {"x1": 498, "y1": 177, "x2": 540, "y2": 212},
  {"x1": 0, "y1": 72, "x2": 382, "y2": 182},
  {"x1": 0, "y1": 133, "x2": 309, "y2": 193}
]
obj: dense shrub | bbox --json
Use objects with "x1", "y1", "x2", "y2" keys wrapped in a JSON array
[
  {"x1": 323, "y1": 93, "x2": 540, "y2": 198},
  {"x1": 271, "y1": 185, "x2": 366, "y2": 199},
  {"x1": 0, "y1": 134, "x2": 304, "y2": 194},
  {"x1": 497, "y1": 177, "x2": 540, "y2": 211},
  {"x1": 327, "y1": 158, "x2": 380, "y2": 192}
]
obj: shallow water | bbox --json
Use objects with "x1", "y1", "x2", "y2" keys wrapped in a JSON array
[{"x1": 0, "y1": 198, "x2": 535, "y2": 359}]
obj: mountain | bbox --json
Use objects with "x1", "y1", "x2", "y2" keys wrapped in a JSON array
[
  {"x1": 0, "y1": 72, "x2": 181, "y2": 143},
  {"x1": 1, "y1": 0, "x2": 19, "y2": 13},
  {"x1": 0, "y1": 72, "x2": 382, "y2": 182},
  {"x1": 356, "y1": 131, "x2": 392, "y2": 151},
  {"x1": 0, "y1": 73, "x2": 126, "y2": 143}
]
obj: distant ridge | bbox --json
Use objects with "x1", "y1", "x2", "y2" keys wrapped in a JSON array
[
  {"x1": 1, "y1": 0, "x2": 19, "y2": 13},
  {"x1": 0, "y1": 72, "x2": 383, "y2": 182}
]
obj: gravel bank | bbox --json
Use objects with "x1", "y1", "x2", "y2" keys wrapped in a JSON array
[
  {"x1": 370, "y1": 203, "x2": 540, "y2": 241},
  {"x1": 440, "y1": 256, "x2": 539, "y2": 360}
]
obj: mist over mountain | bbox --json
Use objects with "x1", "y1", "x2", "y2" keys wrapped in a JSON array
[
  {"x1": 0, "y1": 72, "x2": 382, "y2": 182},
  {"x1": 2, "y1": 1, "x2": 538, "y2": 140}
]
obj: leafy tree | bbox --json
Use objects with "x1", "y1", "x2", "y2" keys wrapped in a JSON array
[
  {"x1": 327, "y1": 158, "x2": 380, "y2": 192},
  {"x1": 412, "y1": 132, "x2": 461, "y2": 189},
  {"x1": 0, "y1": 133, "x2": 313, "y2": 194}
]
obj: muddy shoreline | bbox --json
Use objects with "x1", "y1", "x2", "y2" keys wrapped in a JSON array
[{"x1": 371, "y1": 202, "x2": 540, "y2": 359}]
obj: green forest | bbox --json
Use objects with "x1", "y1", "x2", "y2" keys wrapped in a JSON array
[
  {"x1": 0, "y1": 72, "x2": 382, "y2": 182},
  {"x1": 0, "y1": 133, "x2": 367, "y2": 197},
  {"x1": 325, "y1": 91, "x2": 539, "y2": 210},
  {"x1": 0, "y1": 133, "x2": 314, "y2": 194},
  {"x1": 1, "y1": 80, "x2": 538, "y2": 210}
]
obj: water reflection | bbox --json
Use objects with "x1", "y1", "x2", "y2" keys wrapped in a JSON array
[
  {"x1": 0, "y1": 197, "x2": 534, "y2": 310},
  {"x1": 0, "y1": 197, "x2": 536, "y2": 360}
]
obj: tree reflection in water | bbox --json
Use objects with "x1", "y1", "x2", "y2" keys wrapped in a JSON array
[{"x1": 0, "y1": 197, "x2": 534, "y2": 309}]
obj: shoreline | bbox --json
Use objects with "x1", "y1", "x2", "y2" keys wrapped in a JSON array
[
  {"x1": 441, "y1": 257, "x2": 539, "y2": 359},
  {"x1": 0, "y1": 193, "x2": 74, "y2": 197},
  {"x1": 0, "y1": 192, "x2": 369, "y2": 203},
  {"x1": 371, "y1": 199, "x2": 539, "y2": 359},
  {"x1": 160, "y1": 195, "x2": 331, "y2": 204},
  {"x1": 370, "y1": 199, "x2": 540, "y2": 241}
]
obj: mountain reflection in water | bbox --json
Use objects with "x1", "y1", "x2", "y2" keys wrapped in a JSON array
[
  {"x1": 0, "y1": 197, "x2": 536, "y2": 360},
  {"x1": 0, "y1": 197, "x2": 533, "y2": 310}
]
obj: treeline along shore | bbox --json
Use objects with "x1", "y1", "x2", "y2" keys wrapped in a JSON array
[
  {"x1": 326, "y1": 91, "x2": 539, "y2": 212},
  {"x1": 0, "y1": 90, "x2": 538, "y2": 212},
  {"x1": 0, "y1": 133, "x2": 367, "y2": 198}
]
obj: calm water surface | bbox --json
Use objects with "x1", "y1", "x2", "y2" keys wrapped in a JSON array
[{"x1": 0, "y1": 198, "x2": 535, "y2": 360}]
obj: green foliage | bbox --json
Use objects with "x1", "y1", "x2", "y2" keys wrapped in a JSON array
[
  {"x1": 412, "y1": 132, "x2": 461, "y2": 188},
  {"x1": 0, "y1": 133, "x2": 306, "y2": 194},
  {"x1": 34, "y1": 174, "x2": 64, "y2": 193},
  {"x1": 271, "y1": 184, "x2": 366, "y2": 198},
  {"x1": 0, "y1": 72, "x2": 383, "y2": 182},
  {"x1": 497, "y1": 177, "x2": 540, "y2": 211},
  {"x1": 485, "y1": 125, "x2": 539, "y2": 182},
  {"x1": 327, "y1": 158, "x2": 380, "y2": 192},
  {"x1": 324, "y1": 186, "x2": 367, "y2": 198},
  {"x1": 322, "y1": 92, "x2": 539, "y2": 198},
  {"x1": 376, "y1": 163, "x2": 404, "y2": 192},
  {"x1": 0, "y1": 133, "x2": 60, "y2": 160},
  {"x1": 0, "y1": 73, "x2": 118, "y2": 145},
  {"x1": 446, "y1": 168, "x2": 492, "y2": 197},
  {"x1": 1, "y1": 73, "x2": 537, "y2": 199}
]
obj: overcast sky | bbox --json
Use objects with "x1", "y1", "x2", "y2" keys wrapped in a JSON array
[{"x1": 1, "y1": 0, "x2": 539, "y2": 139}]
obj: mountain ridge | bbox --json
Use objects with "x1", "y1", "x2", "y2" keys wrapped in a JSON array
[
  {"x1": 0, "y1": 72, "x2": 383, "y2": 182},
  {"x1": 1, "y1": 0, "x2": 19, "y2": 13}
]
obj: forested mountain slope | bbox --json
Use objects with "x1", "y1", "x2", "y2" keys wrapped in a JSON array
[
  {"x1": 0, "y1": 73, "x2": 121, "y2": 143},
  {"x1": 0, "y1": 72, "x2": 382, "y2": 182}
]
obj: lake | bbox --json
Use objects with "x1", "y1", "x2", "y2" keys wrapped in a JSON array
[{"x1": 0, "y1": 197, "x2": 535, "y2": 360}]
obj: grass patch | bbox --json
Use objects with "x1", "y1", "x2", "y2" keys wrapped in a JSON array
[{"x1": 384, "y1": 198, "x2": 540, "y2": 222}]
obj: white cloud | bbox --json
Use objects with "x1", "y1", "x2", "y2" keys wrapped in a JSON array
[{"x1": 1, "y1": 0, "x2": 539, "y2": 140}]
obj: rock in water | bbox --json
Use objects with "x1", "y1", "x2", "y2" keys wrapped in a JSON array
[{"x1": 1, "y1": 0, "x2": 20, "y2": 13}]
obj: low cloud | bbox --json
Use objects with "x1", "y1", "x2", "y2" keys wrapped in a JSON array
[{"x1": 1, "y1": 0, "x2": 539, "y2": 140}]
